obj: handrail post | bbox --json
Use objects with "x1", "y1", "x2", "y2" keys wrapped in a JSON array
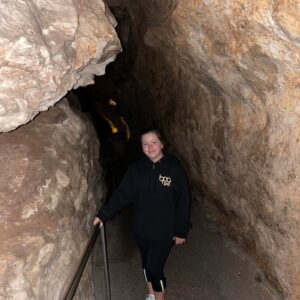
[
  {"x1": 61, "y1": 223, "x2": 112, "y2": 300},
  {"x1": 62, "y1": 227, "x2": 100, "y2": 300},
  {"x1": 101, "y1": 225, "x2": 111, "y2": 300}
]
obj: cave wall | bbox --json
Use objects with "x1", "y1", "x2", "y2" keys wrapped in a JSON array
[
  {"x1": 0, "y1": 0, "x2": 121, "y2": 132},
  {"x1": 0, "y1": 1, "x2": 124, "y2": 298},
  {"x1": 108, "y1": 0, "x2": 300, "y2": 299},
  {"x1": 0, "y1": 1, "x2": 122, "y2": 298},
  {"x1": 0, "y1": 98, "x2": 105, "y2": 299}
]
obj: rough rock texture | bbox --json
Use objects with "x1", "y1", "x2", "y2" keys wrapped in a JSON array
[
  {"x1": 0, "y1": 98, "x2": 105, "y2": 299},
  {"x1": 108, "y1": 1, "x2": 300, "y2": 299},
  {"x1": 0, "y1": 0, "x2": 121, "y2": 132}
]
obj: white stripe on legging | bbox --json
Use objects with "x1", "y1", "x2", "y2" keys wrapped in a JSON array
[
  {"x1": 143, "y1": 269, "x2": 148, "y2": 282},
  {"x1": 160, "y1": 280, "x2": 165, "y2": 291}
]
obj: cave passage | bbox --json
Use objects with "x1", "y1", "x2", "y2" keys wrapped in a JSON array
[
  {"x1": 69, "y1": 0, "x2": 297, "y2": 298},
  {"x1": 74, "y1": 37, "x2": 280, "y2": 300},
  {"x1": 1, "y1": 0, "x2": 298, "y2": 299},
  {"x1": 75, "y1": 80, "x2": 280, "y2": 300}
]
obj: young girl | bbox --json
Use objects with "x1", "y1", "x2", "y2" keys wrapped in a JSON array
[{"x1": 94, "y1": 129, "x2": 191, "y2": 300}]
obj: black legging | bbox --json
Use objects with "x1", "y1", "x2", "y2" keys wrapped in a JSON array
[{"x1": 136, "y1": 239, "x2": 174, "y2": 292}]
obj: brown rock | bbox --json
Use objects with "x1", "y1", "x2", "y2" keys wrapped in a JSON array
[{"x1": 0, "y1": 98, "x2": 105, "y2": 299}]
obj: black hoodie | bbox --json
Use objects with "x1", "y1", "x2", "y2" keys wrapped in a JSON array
[{"x1": 97, "y1": 154, "x2": 191, "y2": 241}]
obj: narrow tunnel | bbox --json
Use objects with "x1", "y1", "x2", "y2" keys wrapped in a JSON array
[
  {"x1": 73, "y1": 1, "x2": 294, "y2": 299},
  {"x1": 0, "y1": 0, "x2": 299, "y2": 300}
]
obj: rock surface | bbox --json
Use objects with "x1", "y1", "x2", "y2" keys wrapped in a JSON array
[
  {"x1": 0, "y1": 98, "x2": 105, "y2": 299},
  {"x1": 0, "y1": 0, "x2": 121, "y2": 132},
  {"x1": 108, "y1": 1, "x2": 300, "y2": 299}
]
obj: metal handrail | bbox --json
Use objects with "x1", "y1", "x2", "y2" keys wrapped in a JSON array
[
  {"x1": 62, "y1": 172, "x2": 115, "y2": 299},
  {"x1": 62, "y1": 225, "x2": 111, "y2": 300},
  {"x1": 101, "y1": 225, "x2": 111, "y2": 300}
]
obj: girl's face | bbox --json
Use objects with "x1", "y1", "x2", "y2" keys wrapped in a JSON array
[{"x1": 141, "y1": 132, "x2": 164, "y2": 162}]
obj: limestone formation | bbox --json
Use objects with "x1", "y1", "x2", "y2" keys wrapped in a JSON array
[
  {"x1": 0, "y1": 0, "x2": 121, "y2": 132},
  {"x1": 0, "y1": 98, "x2": 105, "y2": 299},
  {"x1": 109, "y1": 1, "x2": 300, "y2": 299}
]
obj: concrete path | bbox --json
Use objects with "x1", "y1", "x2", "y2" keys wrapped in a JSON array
[{"x1": 92, "y1": 202, "x2": 282, "y2": 300}]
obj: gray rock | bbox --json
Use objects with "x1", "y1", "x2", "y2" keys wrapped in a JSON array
[{"x1": 0, "y1": 0, "x2": 121, "y2": 132}]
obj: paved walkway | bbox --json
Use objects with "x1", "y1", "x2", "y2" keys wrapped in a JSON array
[{"x1": 92, "y1": 202, "x2": 282, "y2": 300}]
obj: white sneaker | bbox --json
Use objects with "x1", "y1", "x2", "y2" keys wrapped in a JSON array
[{"x1": 145, "y1": 294, "x2": 155, "y2": 300}]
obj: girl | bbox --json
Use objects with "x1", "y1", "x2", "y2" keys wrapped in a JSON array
[{"x1": 94, "y1": 129, "x2": 191, "y2": 300}]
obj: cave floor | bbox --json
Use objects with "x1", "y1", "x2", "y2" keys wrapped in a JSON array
[{"x1": 92, "y1": 201, "x2": 282, "y2": 300}]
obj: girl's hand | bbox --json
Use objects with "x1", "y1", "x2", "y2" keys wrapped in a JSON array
[
  {"x1": 93, "y1": 217, "x2": 103, "y2": 228},
  {"x1": 175, "y1": 237, "x2": 186, "y2": 245}
]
